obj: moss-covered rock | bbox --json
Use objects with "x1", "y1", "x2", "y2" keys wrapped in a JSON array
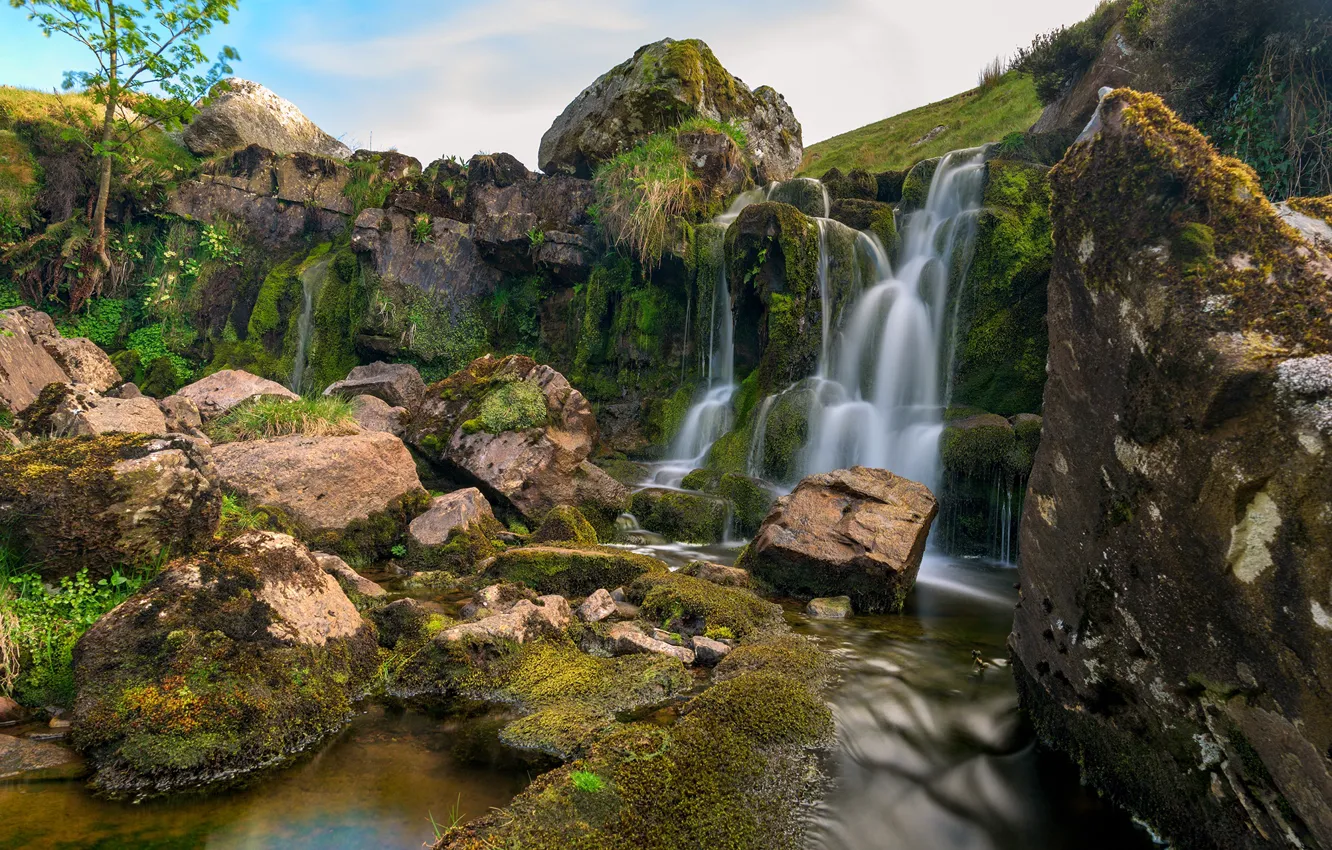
[
  {"x1": 899, "y1": 157, "x2": 940, "y2": 211},
  {"x1": 948, "y1": 158, "x2": 1052, "y2": 416},
  {"x1": 0, "y1": 434, "x2": 220, "y2": 578},
  {"x1": 939, "y1": 413, "x2": 1022, "y2": 476},
  {"x1": 765, "y1": 178, "x2": 828, "y2": 217},
  {"x1": 679, "y1": 469, "x2": 775, "y2": 538},
  {"x1": 488, "y1": 545, "x2": 668, "y2": 596},
  {"x1": 822, "y1": 168, "x2": 877, "y2": 202},
  {"x1": 530, "y1": 505, "x2": 599, "y2": 545},
  {"x1": 628, "y1": 571, "x2": 783, "y2": 639},
  {"x1": 628, "y1": 487, "x2": 728, "y2": 544},
  {"x1": 71, "y1": 531, "x2": 377, "y2": 799}
]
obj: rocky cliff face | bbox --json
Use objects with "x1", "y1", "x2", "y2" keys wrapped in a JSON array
[{"x1": 1013, "y1": 89, "x2": 1332, "y2": 849}]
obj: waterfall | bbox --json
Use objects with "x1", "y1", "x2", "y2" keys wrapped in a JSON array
[
  {"x1": 745, "y1": 394, "x2": 777, "y2": 478},
  {"x1": 799, "y1": 148, "x2": 987, "y2": 493},
  {"x1": 288, "y1": 253, "x2": 332, "y2": 393}
]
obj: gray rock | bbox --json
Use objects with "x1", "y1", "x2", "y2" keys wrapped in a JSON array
[
  {"x1": 350, "y1": 208, "x2": 503, "y2": 300},
  {"x1": 408, "y1": 488, "x2": 495, "y2": 548},
  {"x1": 324, "y1": 361, "x2": 425, "y2": 410},
  {"x1": 577, "y1": 588, "x2": 617, "y2": 623},
  {"x1": 185, "y1": 79, "x2": 350, "y2": 159},
  {"x1": 805, "y1": 596, "x2": 853, "y2": 619},
  {"x1": 691, "y1": 635, "x2": 732, "y2": 667},
  {"x1": 538, "y1": 38, "x2": 801, "y2": 182}
]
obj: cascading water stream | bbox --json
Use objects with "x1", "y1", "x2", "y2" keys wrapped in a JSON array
[
  {"x1": 799, "y1": 149, "x2": 987, "y2": 493},
  {"x1": 288, "y1": 253, "x2": 331, "y2": 394}
]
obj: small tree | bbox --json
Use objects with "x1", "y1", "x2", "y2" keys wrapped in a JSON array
[{"x1": 10, "y1": 0, "x2": 240, "y2": 297}]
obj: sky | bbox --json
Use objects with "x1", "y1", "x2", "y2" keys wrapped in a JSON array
[{"x1": 0, "y1": 0, "x2": 1105, "y2": 170}]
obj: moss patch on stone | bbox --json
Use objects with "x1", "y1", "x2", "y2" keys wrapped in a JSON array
[
  {"x1": 488, "y1": 545, "x2": 668, "y2": 596},
  {"x1": 628, "y1": 488, "x2": 727, "y2": 544},
  {"x1": 530, "y1": 505, "x2": 599, "y2": 545},
  {"x1": 629, "y1": 572, "x2": 784, "y2": 639}
]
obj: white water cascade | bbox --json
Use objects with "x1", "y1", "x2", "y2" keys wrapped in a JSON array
[
  {"x1": 800, "y1": 148, "x2": 988, "y2": 492},
  {"x1": 288, "y1": 253, "x2": 331, "y2": 393}
]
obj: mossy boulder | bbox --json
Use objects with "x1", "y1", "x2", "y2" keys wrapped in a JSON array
[
  {"x1": 488, "y1": 545, "x2": 668, "y2": 596},
  {"x1": 875, "y1": 169, "x2": 907, "y2": 204},
  {"x1": 939, "y1": 413, "x2": 1023, "y2": 476},
  {"x1": 679, "y1": 469, "x2": 775, "y2": 538},
  {"x1": 628, "y1": 571, "x2": 784, "y2": 639},
  {"x1": 898, "y1": 157, "x2": 940, "y2": 212},
  {"x1": 406, "y1": 488, "x2": 505, "y2": 573},
  {"x1": 1013, "y1": 90, "x2": 1332, "y2": 850},
  {"x1": 765, "y1": 178, "x2": 828, "y2": 217},
  {"x1": 408, "y1": 354, "x2": 628, "y2": 525},
  {"x1": 0, "y1": 434, "x2": 220, "y2": 578},
  {"x1": 538, "y1": 38, "x2": 801, "y2": 182},
  {"x1": 530, "y1": 505, "x2": 599, "y2": 545},
  {"x1": 71, "y1": 531, "x2": 377, "y2": 799},
  {"x1": 629, "y1": 487, "x2": 728, "y2": 544},
  {"x1": 822, "y1": 168, "x2": 877, "y2": 201}
]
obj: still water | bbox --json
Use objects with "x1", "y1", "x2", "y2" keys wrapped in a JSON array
[{"x1": 1, "y1": 547, "x2": 1157, "y2": 850}]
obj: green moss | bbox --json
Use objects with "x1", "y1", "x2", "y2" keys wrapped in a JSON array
[
  {"x1": 530, "y1": 505, "x2": 599, "y2": 545},
  {"x1": 679, "y1": 470, "x2": 773, "y2": 538},
  {"x1": 489, "y1": 545, "x2": 668, "y2": 596},
  {"x1": 651, "y1": 385, "x2": 695, "y2": 447},
  {"x1": 683, "y1": 670, "x2": 832, "y2": 746},
  {"x1": 311, "y1": 490, "x2": 432, "y2": 566},
  {"x1": 1173, "y1": 221, "x2": 1216, "y2": 273},
  {"x1": 472, "y1": 378, "x2": 549, "y2": 434},
  {"x1": 629, "y1": 488, "x2": 727, "y2": 544},
  {"x1": 406, "y1": 523, "x2": 500, "y2": 575},
  {"x1": 629, "y1": 572, "x2": 783, "y2": 639},
  {"x1": 306, "y1": 248, "x2": 367, "y2": 392},
  {"x1": 940, "y1": 418, "x2": 1024, "y2": 476},
  {"x1": 596, "y1": 458, "x2": 650, "y2": 486},
  {"x1": 899, "y1": 157, "x2": 940, "y2": 211},
  {"x1": 1289, "y1": 195, "x2": 1332, "y2": 225},
  {"x1": 869, "y1": 205, "x2": 898, "y2": 254},
  {"x1": 714, "y1": 633, "x2": 834, "y2": 687}
]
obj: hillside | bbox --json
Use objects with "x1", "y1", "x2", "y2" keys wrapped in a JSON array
[{"x1": 797, "y1": 71, "x2": 1043, "y2": 177}]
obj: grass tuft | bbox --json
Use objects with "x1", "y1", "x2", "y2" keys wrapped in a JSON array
[
  {"x1": 206, "y1": 395, "x2": 358, "y2": 443},
  {"x1": 594, "y1": 134, "x2": 700, "y2": 269}
]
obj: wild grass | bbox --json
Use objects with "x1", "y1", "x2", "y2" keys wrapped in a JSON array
[
  {"x1": 594, "y1": 133, "x2": 700, "y2": 269},
  {"x1": 798, "y1": 71, "x2": 1044, "y2": 177},
  {"x1": 978, "y1": 56, "x2": 1007, "y2": 91},
  {"x1": 207, "y1": 395, "x2": 358, "y2": 443},
  {"x1": 676, "y1": 115, "x2": 749, "y2": 149}
]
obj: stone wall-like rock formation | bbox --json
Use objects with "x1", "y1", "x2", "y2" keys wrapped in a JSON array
[{"x1": 1013, "y1": 89, "x2": 1332, "y2": 850}]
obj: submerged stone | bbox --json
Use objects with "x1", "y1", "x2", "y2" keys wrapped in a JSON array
[{"x1": 805, "y1": 596, "x2": 853, "y2": 619}]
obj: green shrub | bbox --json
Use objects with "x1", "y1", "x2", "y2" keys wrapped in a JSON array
[
  {"x1": 60, "y1": 298, "x2": 126, "y2": 348},
  {"x1": 594, "y1": 133, "x2": 700, "y2": 268},
  {"x1": 1013, "y1": 1, "x2": 1125, "y2": 104},
  {"x1": 207, "y1": 395, "x2": 358, "y2": 443}
]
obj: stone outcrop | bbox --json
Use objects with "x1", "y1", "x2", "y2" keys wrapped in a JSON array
[
  {"x1": 0, "y1": 434, "x2": 220, "y2": 578},
  {"x1": 349, "y1": 208, "x2": 503, "y2": 299},
  {"x1": 323, "y1": 361, "x2": 425, "y2": 410},
  {"x1": 211, "y1": 431, "x2": 425, "y2": 537},
  {"x1": 184, "y1": 79, "x2": 350, "y2": 159},
  {"x1": 175, "y1": 369, "x2": 300, "y2": 420},
  {"x1": 0, "y1": 307, "x2": 71, "y2": 414},
  {"x1": 40, "y1": 336, "x2": 120, "y2": 392},
  {"x1": 72, "y1": 531, "x2": 376, "y2": 798},
  {"x1": 538, "y1": 38, "x2": 801, "y2": 182},
  {"x1": 629, "y1": 487, "x2": 728, "y2": 544},
  {"x1": 738, "y1": 466, "x2": 937, "y2": 613},
  {"x1": 407, "y1": 354, "x2": 627, "y2": 525},
  {"x1": 1012, "y1": 90, "x2": 1332, "y2": 850}
]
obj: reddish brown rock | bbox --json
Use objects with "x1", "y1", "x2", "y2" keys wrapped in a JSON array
[
  {"x1": 175, "y1": 369, "x2": 299, "y2": 421},
  {"x1": 408, "y1": 488, "x2": 495, "y2": 547},
  {"x1": 0, "y1": 308, "x2": 69, "y2": 415},
  {"x1": 39, "y1": 336, "x2": 120, "y2": 392},
  {"x1": 324, "y1": 362, "x2": 426, "y2": 410},
  {"x1": 738, "y1": 466, "x2": 937, "y2": 613}
]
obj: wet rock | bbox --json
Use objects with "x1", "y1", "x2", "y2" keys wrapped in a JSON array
[
  {"x1": 312, "y1": 551, "x2": 386, "y2": 599},
  {"x1": 678, "y1": 560, "x2": 752, "y2": 588},
  {"x1": 530, "y1": 504, "x2": 599, "y2": 545},
  {"x1": 765, "y1": 178, "x2": 829, "y2": 217},
  {"x1": 407, "y1": 354, "x2": 627, "y2": 526},
  {"x1": 39, "y1": 336, "x2": 120, "y2": 392},
  {"x1": 0, "y1": 307, "x2": 69, "y2": 415},
  {"x1": 184, "y1": 79, "x2": 350, "y2": 159},
  {"x1": 408, "y1": 488, "x2": 496, "y2": 548},
  {"x1": 0, "y1": 434, "x2": 220, "y2": 578},
  {"x1": 350, "y1": 208, "x2": 502, "y2": 304},
  {"x1": 323, "y1": 361, "x2": 425, "y2": 410},
  {"x1": 805, "y1": 596, "x2": 852, "y2": 619},
  {"x1": 679, "y1": 469, "x2": 776, "y2": 538},
  {"x1": 691, "y1": 635, "x2": 732, "y2": 667},
  {"x1": 607, "y1": 622, "x2": 695, "y2": 665},
  {"x1": 577, "y1": 588, "x2": 617, "y2": 623},
  {"x1": 175, "y1": 369, "x2": 299, "y2": 421},
  {"x1": 629, "y1": 488, "x2": 727, "y2": 544},
  {"x1": 538, "y1": 37, "x2": 801, "y2": 182},
  {"x1": 1012, "y1": 90, "x2": 1332, "y2": 850},
  {"x1": 72, "y1": 531, "x2": 376, "y2": 798},
  {"x1": 158, "y1": 395, "x2": 203, "y2": 434},
  {"x1": 348, "y1": 394, "x2": 406, "y2": 436},
  {"x1": 437, "y1": 595, "x2": 571, "y2": 646},
  {"x1": 0, "y1": 734, "x2": 85, "y2": 781},
  {"x1": 210, "y1": 431, "x2": 426, "y2": 538},
  {"x1": 899, "y1": 157, "x2": 940, "y2": 212},
  {"x1": 738, "y1": 466, "x2": 937, "y2": 613},
  {"x1": 0, "y1": 696, "x2": 24, "y2": 724},
  {"x1": 368, "y1": 598, "x2": 430, "y2": 649}
]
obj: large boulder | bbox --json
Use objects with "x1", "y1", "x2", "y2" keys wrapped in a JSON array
[
  {"x1": 0, "y1": 307, "x2": 70, "y2": 415},
  {"x1": 175, "y1": 369, "x2": 299, "y2": 421},
  {"x1": 538, "y1": 38, "x2": 801, "y2": 182},
  {"x1": 27, "y1": 384, "x2": 168, "y2": 438},
  {"x1": 210, "y1": 431, "x2": 426, "y2": 545},
  {"x1": 629, "y1": 487, "x2": 728, "y2": 544},
  {"x1": 184, "y1": 79, "x2": 350, "y2": 160},
  {"x1": 737, "y1": 466, "x2": 937, "y2": 613},
  {"x1": 0, "y1": 434, "x2": 220, "y2": 578},
  {"x1": 407, "y1": 354, "x2": 627, "y2": 526},
  {"x1": 1011, "y1": 90, "x2": 1332, "y2": 850},
  {"x1": 71, "y1": 531, "x2": 376, "y2": 798},
  {"x1": 40, "y1": 336, "x2": 121, "y2": 392},
  {"x1": 323, "y1": 361, "x2": 425, "y2": 410}
]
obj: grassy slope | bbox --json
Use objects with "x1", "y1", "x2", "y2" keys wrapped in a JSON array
[{"x1": 798, "y1": 72, "x2": 1044, "y2": 177}]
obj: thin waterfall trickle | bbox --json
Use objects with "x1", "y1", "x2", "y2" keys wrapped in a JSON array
[
  {"x1": 288, "y1": 253, "x2": 332, "y2": 393},
  {"x1": 798, "y1": 148, "x2": 987, "y2": 493},
  {"x1": 745, "y1": 394, "x2": 777, "y2": 478}
]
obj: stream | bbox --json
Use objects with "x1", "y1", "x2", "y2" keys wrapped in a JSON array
[{"x1": 0, "y1": 545, "x2": 1158, "y2": 850}]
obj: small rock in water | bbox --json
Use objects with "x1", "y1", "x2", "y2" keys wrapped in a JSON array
[
  {"x1": 652, "y1": 628, "x2": 687, "y2": 647},
  {"x1": 0, "y1": 696, "x2": 24, "y2": 724},
  {"x1": 610, "y1": 587, "x2": 628, "y2": 603},
  {"x1": 806, "y1": 596, "x2": 853, "y2": 619},
  {"x1": 692, "y1": 636, "x2": 732, "y2": 667},
  {"x1": 577, "y1": 588, "x2": 617, "y2": 623},
  {"x1": 0, "y1": 733, "x2": 85, "y2": 780},
  {"x1": 608, "y1": 622, "x2": 695, "y2": 665}
]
